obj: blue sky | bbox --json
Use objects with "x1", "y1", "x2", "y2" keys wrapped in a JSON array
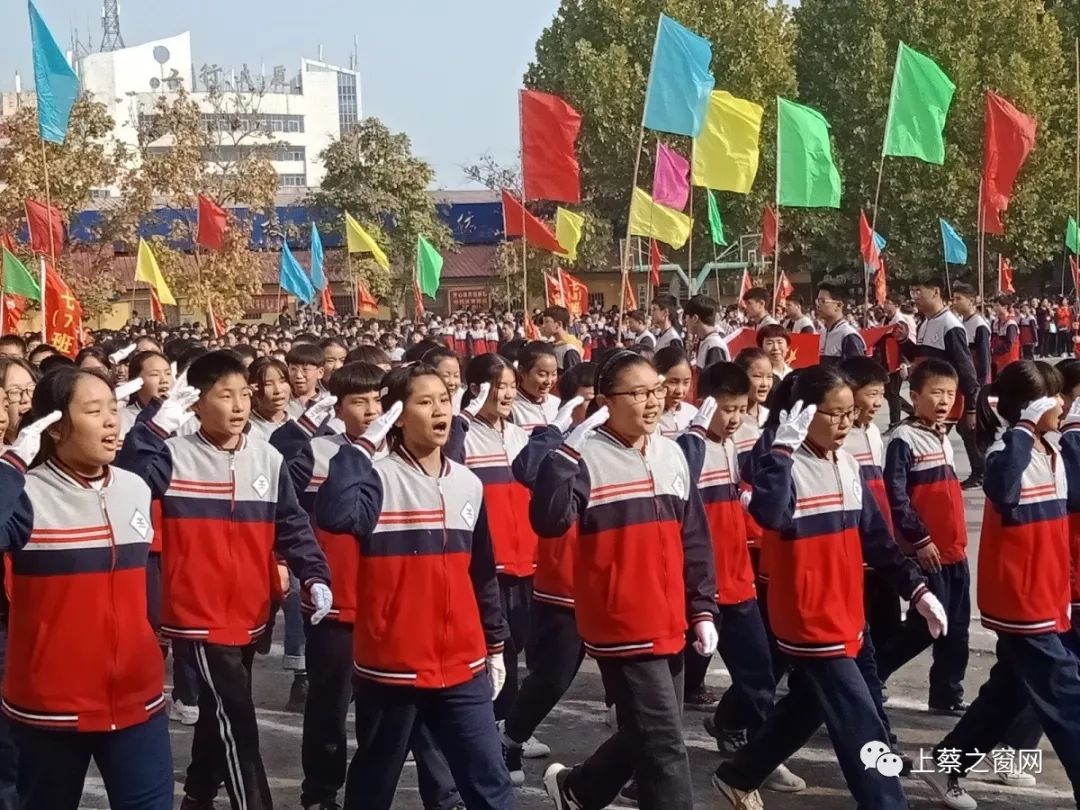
[{"x1": 4, "y1": 0, "x2": 563, "y2": 186}]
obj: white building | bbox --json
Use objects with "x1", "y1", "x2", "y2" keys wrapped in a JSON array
[{"x1": 75, "y1": 31, "x2": 360, "y2": 192}]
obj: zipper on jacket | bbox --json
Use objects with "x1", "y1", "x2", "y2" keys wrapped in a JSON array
[
  {"x1": 98, "y1": 489, "x2": 121, "y2": 731},
  {"x1": 227, "y1": 451, "x2": 237, "y2": 630},
  {"x1": 436, "y1": 477, "x2": 450, "y2": 689},
  {"x1": 640, "y1": 449, "x2": 670, "y2": 633}
]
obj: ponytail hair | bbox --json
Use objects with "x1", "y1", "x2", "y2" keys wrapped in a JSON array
[
  {"x1": 763, "y1": 369, "x2": 804, "y2": 430},
  {"x1": 461, "y1": 353, "x2": 513, "y2": 410},
  {"x1": 975, "y1": 360, "x2": 1062, "y2": 450}
]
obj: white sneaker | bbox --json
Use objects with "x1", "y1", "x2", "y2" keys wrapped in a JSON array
[
  {"x1": 523, "y1": 735, "x2": 551, "y2": 758},
  {"x1": 543, "y1": 763, "x2": 581, "y2": 809},
  {"x1": 711, "y1": 773, "x2": 765, "y2": 810},
  {"x1": 994, "y1": 746, "x2": 1036, "y2": 787},
  {"x1": 169, "y1": 698, "x2": 199, "y2": 725},
  {"x1": 918, "y1": 770, "x2": 977, "y2": 810},
  {"x1": 762, "y1": 763, "x2": 805, "y2": 793}
]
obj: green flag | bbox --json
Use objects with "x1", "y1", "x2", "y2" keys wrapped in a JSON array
[
  {"x1": 417, "y1": 236, "x2": 443, "y2": 298},
  {"x1": 882, "y1": 42, "x2": 955, "y2": 165},
  {"x1": 1, "y1": 247, "x2": 41, "y2": 302},
  {"x1": 1068, "y1": 217, "x2": 1080, "y2": 254},
  {"x1": 776, "y1": 98, "x2": 842, "y2": 208},
  {"x1": 707, "y1": 190, "x2": 726, "y2": 246}
]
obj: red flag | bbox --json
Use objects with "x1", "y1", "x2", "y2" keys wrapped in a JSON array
[
  {"x1": 214, "y1": 314, "x2": 226, "y2": 337},
  {"x1": 520, "y1": 90, "x2": 582, "y2": 203},
  {"x1": 24, "y1": 200, "x2": 65, "y2": 258},
  {"x1": 1071, "y1": 256, "x2": 1080, "y2": 294},
  {"x1": 357, "y1": 280, "x2": 379, "y2": 314},
  {"x1": 622, "y1": 272, "x2": 638, "y2": 311},
  {"x1": 760, "y1": 205, "x2": 778, "y2": 258},
  {"x1": 501, "y1": 189, "x2": 563, "y2": 253},
  {"x1": 859, "y1": 210, "x2": 880, "y2": 270},
  {"x1": 197, "y1": 195, "x2": 229, "y2": 251},
  {"x1": 998, "y1": 256, "x2": 1015, "y2": 294},
  {"x1": 0, "y1": 233, "x2": 16, "y2": 253},
  {"x1": 981, "y1": 92, "x2": 1037, "y2": 235},
  {"x1": 148, "y1": 289, "x2": 165, "y2": 323},
  {"x1": 44, "y1": 264, "x2": 81, "y2": 358},
  {"x1": 560, "y1": 270, "x2": 589, "y2": 318},
  {"x1": 786, "y1": 332, "x2": 821, "y2": 369},
  {"x1": 413, "y1": 282, "x2": 425, "y2": 316},
  {"x1": 774, "y1": 270, "x2": 794, "y2": 308},
  {"x1": 874, "y1": 257, "x2": 888, "y2": 306},
  {"x1": 3, "y1": 295, "x2": 25, "y2": 336},
  {"x1": 724, "y1": 327, "x2": 758, "y2": 357},
  {"x1": 320, "y1": 285, "x2": 337, "y2": 316},
  {"x1": 738, "y1": 269, "x2": 753, "y2": 310},
  {"x1": 524, "y1": 316, "x2": 539, "y2": 340},
  {"x1": 862, "y1": 325, "x2": 901, "y2": 372},
  {"x1": 544, "y1": 273, "x2": 564, "y2": 307},
  {"x1": 649, "y1": 239, "x2": 662, "y2": 287}
]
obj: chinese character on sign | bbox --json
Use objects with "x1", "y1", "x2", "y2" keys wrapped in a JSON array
[
  {"x1": 1017, "y1": 750, "x2": 1043, "y2": 775},
  {"x1": 910, "y1": 750, "x2": 937, "y2": 775},
  {"x1": 965, "y1": 750, "x2": 990, "y2": 774},
  {"x1": 991, "y1": 747, "x2": 1015, "y2": 775},
  {"x1": 936, "y1": 748, "x2": 963, "y2": 775}
]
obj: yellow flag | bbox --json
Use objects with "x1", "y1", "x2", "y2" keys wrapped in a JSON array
[
  {"x1": 628, "y1": 188, "x2": 692, "y2": 249},
  {"x1": 134, "y1": 238, "x2": 175, "y2": 305},
  {"x1": 555, "y1": 208, "x2": 584, "y2": 260},
  {"x1": 345, "y1": 213, "x2": 390, "y2": 271},
  {"x1": 691, "y1": 91, "x2": 763, "y2": 193}
]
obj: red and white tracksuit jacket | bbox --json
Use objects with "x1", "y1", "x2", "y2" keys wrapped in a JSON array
[
  {"x1": 883, "y1": 419, "x2": 968, "y2": 561},
  {"x1": 531, "y1": 426, "x2": 717, "y2": 658},
  {"x1": 1059, "y1": 425, "x2": 1080, "y2": 610},
  {"x1": 0, "y1": 457, "x2": 164, "y2": 731},
  {"x1": 117, "y1": 421, "x2": 331, "y2": 646},
  {"x1": 750, "y1": 441, "x2": 928, "y2": 659},
  {"x1": 315, "y1": 444, "x2": 508, "y2": 688},
  {"x1": 510, "y1": 391, "x2": 559, "y2": 432},
  {"x1": 734, "y1": 406, "x2": 768, "y2": 550},
  {"x1": 979, "y1": 425, "x2": 1070, "y2": 635},
  {"x1": 677, "y1": 428, "x2": 756, "y2": 605}
]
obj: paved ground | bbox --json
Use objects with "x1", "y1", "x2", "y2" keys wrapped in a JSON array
[{"x1": 77, "y1": 399, "x2": 1078, "y2": 808}]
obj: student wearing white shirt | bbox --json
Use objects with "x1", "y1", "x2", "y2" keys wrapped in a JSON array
[{"x1": 656, "y1": 346, "x2": 698, "y2": 438}]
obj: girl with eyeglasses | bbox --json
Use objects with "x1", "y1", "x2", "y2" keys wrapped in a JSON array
[
  {"x1": 533, "y1": 351, "x2": 716, "y2": 810},
  {"x1": 0, "y1": 359, "x2": 37, "y2": 446},
  {"x1": 713, "y1": 364, "x2": 940, "y2": 810}
]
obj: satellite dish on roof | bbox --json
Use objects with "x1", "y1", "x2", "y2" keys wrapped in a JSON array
[
  {"x1": 153, "y1": 46, "x2": 170, "y2": 65},
  {"x1": 149, "y1": 77, "x2": 160, "y2": 89}
]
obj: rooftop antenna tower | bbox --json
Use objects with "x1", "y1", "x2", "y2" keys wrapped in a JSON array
[{"x1": 99, "y1": 0, "x2": 124, "y2": 52}]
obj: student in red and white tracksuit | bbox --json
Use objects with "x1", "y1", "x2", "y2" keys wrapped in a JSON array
[
  {"x1": 510, "y1": 342, "x2": 560, "y2": 430},
  {"x1": 533, "y1": 351, "x2": 717, "y2": 810},
  {"x1": 117, "y1": 351, "x2": 333, "y2": 810},
  {"x1": 315, "y1": 363, "x2": 512, "y2": 810},
  {"x1": 924, "y1": 361, "x2": 1080, "y2": 807},
  {"x1": 713, "y1": 365, "x2": 937, "y2": 810},
  {"x1": 0, "y1": 368, "x2": 173, "y2": 809}
]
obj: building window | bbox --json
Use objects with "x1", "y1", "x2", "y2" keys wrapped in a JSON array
[
  {"x1": 337, "y1": 71, "x2": 359, "y2": 135},
  {"x1": 587, "y1": 292, "x2": 605, "y2": 311},
  {"x1": 278, "y1": 174, "x2": 307, "y2": 188}
]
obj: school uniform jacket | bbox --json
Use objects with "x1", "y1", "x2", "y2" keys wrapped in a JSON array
[
  {"x1": 962, "y1": 313, "x2": 992, "y2": 385},
  {"x1": 694, "y1": 332, "x2": 729, "y2": 369},
  {"x1": 511, "y1": 426, "x2": 577, "y2": 609},
  {"x1": 750, "y1": 442, "x2": 927, "y2": 659},
  {"x1": 654, "y1": 326, "x2": 683, "y2": 350},
  {"x1": 530, "y1": 427, "x2": 717, "y2": 658},
  {"x1": 883, "y1": 420, "x2": 968, "y2": 562},
  {"x1": 0, "y1": 459, "x2": 165, "y2": 732},
  {"x1": 460, "y1": 416, "x2": 538, "y2": 577},
  {"x1": 659, "y1": 402, "x2": 698, "y2": 439},
  {"x1": 117, "y1": 421, "x2": 331, "y2": 646},
  {"x1": 844, "y1": 423, "x2": 891, "y2": 528},
  {"x1": 678, "y1": 428, "x2": 756, "y2": 605},
  {"x1": 819, "y1": 320, "x2": 866, "y2": 364},
  {"x1": 787, "y1": 315, "x2": 816, "y2": 334},
  {"x1": 1059, "y1": 425, "x2": 1080, "y2": 611},
  {"x1": 979, "y1": 426, "x2": 1070, "y2": 635},
  {"x1": 991, "y1": 317, "x2": 1021, "y2": 372},
  {"x1": 510, "y1": 391, "x2": 559, "y2": 431},
  {"x1": 907, "y1": 307, "x2": 980, "y2": 416},
  {"x1": 734, "y1": 407, "x2": 768, "y2": 549},
  {"x1": 315, "y1": 445, "x2": 508, "y2": 688}
]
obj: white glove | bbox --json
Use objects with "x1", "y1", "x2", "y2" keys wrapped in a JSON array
[
  {"x1": 167, "y1": 370, "x2": 189, "y2": 399},
  {"x1": 693, "y1": 619, "x2": 718, "y2": 656},
  {"x1": 115, "y1": 377, "x2": 145, "y2": 404},
  {"x1": 773, "y1": 400, "x2": 817, "y2": 451},
  {"x1": 357, "y1": 400, "x2": 403, "y2": 456},
  {"x1": 464, "y1": 383, "x2": 491, "y2": 419},
  {"x1": 565, "y1": 406, "x2": 609, "y2": 452},
  {"x1": 308, "y1": 582, "x2": 333, "y2": 625},
  {"x1": 5, "y1": 411, "x2": 61, "y2": 467},
  {"x1": 451, "y1": 387, "x2": 465, "y2": 416},
  {"x1": 487, "y1": 653, "x2": 507, "y2": 700},
  {"x1": 108, "y1": 343, "x2": 137, "y2": 365},
  {"x1": 552, "y1": 396, "x2": 585, "y2": 433},
  {"x1": 739, "y1": 490, "x2": 752, "y2": 512},
  {"x1": 300, "y1": 395, "x2": 338, "y2": 435},
  {"x1": 1019, "y1": 396, "x2": 1058, "y2": 428},
  {"x1": 690, "y1": 397, "x2": 718, "y2": 432},
  {"x1": 154, "y1": 379, "x2": 199, "y2": 435},
  {"x1": 1064, "y1": 397, "x2": 1080, "y2": 429},
  {"x1": 915, "y1": 591, "x2": 948, "y2": 639}
]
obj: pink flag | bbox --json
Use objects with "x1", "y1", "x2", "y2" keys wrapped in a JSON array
[{"x1": 652, "y1": 143, "x2": 690, "y2": 211}]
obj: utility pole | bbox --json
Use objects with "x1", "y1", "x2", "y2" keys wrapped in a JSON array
[{"x1": 100, "y1": 0, "x2": 124, "y2": 52}]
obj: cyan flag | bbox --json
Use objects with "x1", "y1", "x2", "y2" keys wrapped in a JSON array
[
  {"x1": 874, "y1": 231, "x2": 887, "y2": 253},
  {"x1": 939, "y1": 218, "x2": 967, "y2": 264},
  {"x1": 280, "y1": 240, "x2": 316, "y2": 304},
  {"x1": 29, "y1": 2, "x2": 79, "y2": 144},
  {"x1": 310, "y1": 224, "x2": 325, "y2": 290},
  {"x1": 643, "y1": 14, "x2": 715, "y2": 138}
]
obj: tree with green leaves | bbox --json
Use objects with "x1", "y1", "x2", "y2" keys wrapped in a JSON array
[{"x1": 310, "y1": 119, "x2": 453, "y2": 306}]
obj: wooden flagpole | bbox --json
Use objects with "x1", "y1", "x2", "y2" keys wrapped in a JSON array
[
  {"x1": 868, "y1": 42, "x2": 901, "y2": 325},
  {"x1": 687, "y1": 186, "x2": 694, "y2": 289},
  {"x1": 518, "y1": 90, "x2": 530, "y2": 328},
  {"x1": 772, "y1": 97, "x2": 781, "y2": 308},
  {"x1": 39, "y1": 140, "x2": 57, "y2": 343},
  {"x1": 977, "y1": 178, "x2": 985, "y2": 308}
]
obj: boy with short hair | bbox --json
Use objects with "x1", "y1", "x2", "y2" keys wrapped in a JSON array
[
  {"x1": 877, "y1": 359, "x2": 971, "y2": 715},
  {"x1": 742, "y1": 288, "x2": 777, "y2": 329},
  {"x1": 650, "y1": 294, "x2": 683, "y2": 349},
  {"x1": 951, "y1": 284, "x2": 991, "y2": 490},
  {"x1": 118, "y1": 350, "x2": 333, "y2": 810},
  {"x1": 783, "y1": 296, "x2": 814, "y2": 334},
  {"x1": 684, "y1": 295, "x2": 729, "y2": 369},
  {"x1": 539, "y1": 306, "x2": 583, "y2": 370},
  {"x1": 286, "y1": 343, "x2": 328, "y2": 418},
  {"x1": 626, "y1": 310, "x2": 656, "y2": 349}
]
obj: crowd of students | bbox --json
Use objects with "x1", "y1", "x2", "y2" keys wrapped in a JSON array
[{"x1": 0, "y1": 273, "x2": 1076, "y2": 810}]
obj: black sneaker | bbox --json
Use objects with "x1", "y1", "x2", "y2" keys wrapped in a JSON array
[
  {"x1": 684, "y1": 685, "x2": 717, "y2": 710},
  {"x1": 179, "y1": 798, "x2": 216, "y2": 810},
  {"x1": 285, "y1": 673, "x2": 308, "y2": 713},
  {"x1": 503, "y1": 740, "x2": 524, "y2": 787},
  {"x1": 928, "y1": 700, "x2": 970, "y2": 717},
  {"x1": 960, "y1": 476, "x2": 983, "y2": 490},
  {"x1": 704, "y1": 716, "x2": 748, "y2": 758},
  {"x1": 618, "y1": 778, "x2": 639, "y2": 806},
  {"x1": 302, "y1": 803, "x2": 341, "y2": 810}
]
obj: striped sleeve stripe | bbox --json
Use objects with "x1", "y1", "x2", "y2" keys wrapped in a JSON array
[
  {"x1": 30, "y1": 527, "x2": 113, "y2": 544},
  {"x1": 795, "y1": 493, "x2": 845, "y2": 508},
  {"x1": 592, "y1": 478, "x2": 653, "y2": 497},
  {"x1": 466, "y1": 453, "x2": 507, "y2": 464}
]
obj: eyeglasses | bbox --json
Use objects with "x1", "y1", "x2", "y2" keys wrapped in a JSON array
[
  {"x1": 4, "y1": 385, "x2": 35, "y2": 401},
  {"x1": 818, "y1": 408, "x2": 856, "y2": 425},
  {"x1": 608, "y1": 385, "x2": 668, "y2": 403},
  {"x1": 816, "y1": 299, "x2": 841, "y2": 307}
]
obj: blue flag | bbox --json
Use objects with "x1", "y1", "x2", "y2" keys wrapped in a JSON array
[
  {"x1": 310, "y1": 224, "x2": 325, "y2": 290},
  {"x1": 280, "y1": 240, "x2": 316, "y2": 304},
  {"x1": 29, "y1": 2, "x2": 79, "y2": 144},
  {"x1": 874, "y1": 231, "x2": 887, "y2": 253},
  {"x1": 939, "y1": 218, "x2": 967, "y2": 264},
  {"x1": 643, "y1": 14, "x2": 715, "y2": 137}
]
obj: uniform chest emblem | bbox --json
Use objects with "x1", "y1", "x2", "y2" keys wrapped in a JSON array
[
  {"x1": 130, "y1": 510, "x2": 150, "y2": 539},
  {"x1": 252, "y1": 475, "x2": 270, "y2": 499},
  {"x1": 460, "y1": 502, "x2": 476, "y2": 528},
  {"x1": 672, "y1": 475, "x2": 686, "y2": 498}
]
